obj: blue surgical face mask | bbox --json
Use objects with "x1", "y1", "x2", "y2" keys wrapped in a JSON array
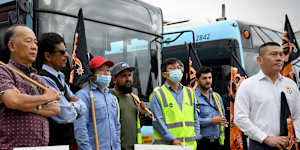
[
  {"x1": 167, "y1": 69, "x2": 183, "y2": 83},
  {"x1": 96, "y1": 74, "x2": 112, "y2": 87}
]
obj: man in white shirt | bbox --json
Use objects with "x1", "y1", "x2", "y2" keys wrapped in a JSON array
[{"x1": 234, "y1": 42, "x2": 300, "y2": 150}]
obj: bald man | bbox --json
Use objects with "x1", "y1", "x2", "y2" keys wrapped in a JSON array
[{"x1": 0, "y1": 25, "x2": 60, "y2": 149}]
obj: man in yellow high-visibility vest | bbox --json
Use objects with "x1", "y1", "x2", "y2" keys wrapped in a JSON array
[
  {"x1": 150, "y1": 58, "x2": 201, "y2": 150},
  {"x1": 194, "y1": 66, "x2": 226, "y2": 150}
]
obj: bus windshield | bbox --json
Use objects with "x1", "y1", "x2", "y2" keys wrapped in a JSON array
[
  {"x1": 162, "y1": 20, "x2": 283, "y2": 94},
  {"x1": 163, "y1": 20, "x2": 282, "y2": 77},
  {"x1": 36, "y1": 0, "x2": 163, "y2": 98}
]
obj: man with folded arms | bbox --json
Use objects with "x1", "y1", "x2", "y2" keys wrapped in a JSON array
[{"x1": 0, "y1": 25, "x2": 60, "y2": 150}]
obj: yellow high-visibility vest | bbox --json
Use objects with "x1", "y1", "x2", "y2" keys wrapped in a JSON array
[
  {"x1": 212, "y1": 92, "x2": 225, "y2": 146},
  {"x1": 137, "y1": 111, "x2": 142, "y2": 144},
  {"x1": 151, "y1": 85, "x2": 197, "y2": 150},
  {"x1": 114, "y1": 96, "x2": 120, "y2": 121}
]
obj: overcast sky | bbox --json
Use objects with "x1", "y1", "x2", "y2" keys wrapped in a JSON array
[{"x1": 144, "y1": 0, "x2": 300, "y2": 32}]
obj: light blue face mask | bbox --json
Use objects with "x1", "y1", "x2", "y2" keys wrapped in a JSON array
[
  {"x1": 167, "y1": 69, "x2": 183, "y2": 83},
  {"x1": 96, "y1": 74, "x2": 112, "y2": 87}
]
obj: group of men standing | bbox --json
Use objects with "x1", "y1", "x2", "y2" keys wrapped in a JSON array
[
  {"x1": 1, "y1": 24, "x2": 300, "y2": 150},
  {"x1": 0, "y1": 24, "x2": 227, "y2": 150},
  {"x1": 0, "y1": 24, "x2": 90, "y2": 150},
  {"x1": 150, "y1": 58, "x2": 226, "y2": 150},
  {"x1": 0, "y1": 24, "x2": 147, "y2": 150},
  {"x1": 149, "y1": 42, "x2": 300, "y2": 150},
  {"x1": 73, "y1": 56, "x2": 147, "y2": 150}
]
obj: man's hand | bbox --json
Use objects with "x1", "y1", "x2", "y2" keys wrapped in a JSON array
[
  {"x1": 137, "y1": 101, "x2": 147, "y2": 115},
  {"x1": 35, "y1": 101, "x2": 60, "y2": 117},
  {"x1": 211, "y1": 115, "x2": 227, "y2": 125},
  {"x1": 43, "y1": 88, "x2": 60, "y2": 103},
  {"x1": 70, "y1": 96, "x2": 79, "y2": 102},
  {"x1": 170, "y1": 139, "x2": 182, "y2": 145},
  {"x1": 263, "y1": 136, "x2": 288, "y2": 150}
]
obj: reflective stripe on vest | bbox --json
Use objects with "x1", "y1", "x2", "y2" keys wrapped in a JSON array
[
  {"x1": 137, "y1": 111, "x2": 142, "y2": 144},
  {"x1": 166, "y1": 121, "x2": 195, "y2": 128},
  {"x1": 113, "y1": 96, "x2": 120, "y2": 121},
  {"x1": 155, "y1": 136, "x2": 196, "y2": 144},
  {"x1": 212, "y1": 92, "x2": 225, "y2": 146},
  {"x1": 153, "y1": 85, "x2": 197, "y2": 150},
  {"x1": 157, "y1": 87, "x2": 193, "y2": 107}
]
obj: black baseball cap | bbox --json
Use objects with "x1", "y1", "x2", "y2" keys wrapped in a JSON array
[{"x1": 111, "y1": 62, "x2": 135, "y2": 77}]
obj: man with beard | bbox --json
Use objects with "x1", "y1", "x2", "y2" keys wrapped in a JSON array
[
  {"x1": 195, "y1": 66, "x2": 226, "y2": 150},
  {"x1": 110, "y1": 62, "x2": 147, "y2": 150}
]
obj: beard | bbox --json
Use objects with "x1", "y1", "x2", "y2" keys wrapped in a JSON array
[
  {"x1": 199, "y1": 84, "x2": 211, "y2": 91},
  {"x1": 116, "y1": 82, "x2": 133, "y2": 94}
]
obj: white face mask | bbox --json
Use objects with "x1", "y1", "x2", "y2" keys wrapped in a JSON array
[
  {"x1": 96, "y1": 74, "x2": 111, "y2": 87},
  {"x1": 167, "y1": 69, "x2": 183, "y2": 83}
]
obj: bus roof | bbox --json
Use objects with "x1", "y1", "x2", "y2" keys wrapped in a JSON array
[
  {"x1": 0, "y1": 0, "x2": 14, "y2": 4},
  {"x1": 163, "y1": 20, "x2": 243, "y2": 47},
  {"x1": 163, "y1": 19, "x2": 282, "y2": 47}
]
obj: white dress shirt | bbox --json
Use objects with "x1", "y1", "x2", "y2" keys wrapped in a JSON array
[{"x1": 234, "y1": 70, "x2": 300, "y2": 143}]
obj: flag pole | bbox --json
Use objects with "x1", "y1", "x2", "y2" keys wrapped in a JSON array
[
  {"x1": 211, "y1": 89, "x2": 228, "y2": 127},
  {"x1": 130, "y1": 93, "x2": 155, "y2": 121},
  {"x1": 0, "y1": 61, "x2": 47, "y2": 91},
  {"x1": 89, "y1": 81, "x2": 100, "y2": 150}
]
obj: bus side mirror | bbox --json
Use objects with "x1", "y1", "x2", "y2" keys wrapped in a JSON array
[{"x1": 18, "y1": 0, "x2": 30, "y2": 13}]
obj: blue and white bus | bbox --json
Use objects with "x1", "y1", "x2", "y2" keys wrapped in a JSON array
[{"x1": 163, "y1": 20, "x2": 282, "y2": 95}]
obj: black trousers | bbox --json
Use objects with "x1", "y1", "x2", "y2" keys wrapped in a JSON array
[
  {"x1": 197, "y1": 138, "x2": 224, "y2": 150},
  {"x1": 249, "y1": 139, "x2": 278, "y2": 150}
]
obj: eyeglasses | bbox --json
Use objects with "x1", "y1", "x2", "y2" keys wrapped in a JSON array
[{"x1": 52, "y1": 48, "x2": 67, "y2": 55}]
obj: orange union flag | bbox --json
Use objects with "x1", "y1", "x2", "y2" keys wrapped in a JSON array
[{"x1": 230, "y1": 66, "x2": 247, "y2": 150}]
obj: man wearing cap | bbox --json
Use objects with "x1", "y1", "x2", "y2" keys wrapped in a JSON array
[
  {"x1": 110, "y1": 62, "x2": 147, "y2": 150},
  {"x1": 74, "y1": 56, "x2": 121, "y2": 150}
]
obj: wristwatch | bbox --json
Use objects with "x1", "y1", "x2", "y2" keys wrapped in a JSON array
[{"x1": 37, "y1": 105, "x2": 42, "y2": 110}]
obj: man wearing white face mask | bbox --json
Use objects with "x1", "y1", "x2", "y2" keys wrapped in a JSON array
[
  {"x1": 150, "y1": 58, "x2": 201, "y2": 150},
  {"x1": 74, "y1": 56, "x2": 121, "y2": 150}
]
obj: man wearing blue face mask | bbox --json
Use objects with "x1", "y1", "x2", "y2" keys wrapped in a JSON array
[
  {"x1": 74, "y1": 56, "x2": 121, "y2": 150},
  {"x1": 150, "y1": 58, "x2": 201, "y2": 150}
]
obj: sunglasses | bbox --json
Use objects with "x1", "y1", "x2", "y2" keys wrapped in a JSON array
[{"x1": 52, "y1": 48, "x2": 67, "y2": 55}]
